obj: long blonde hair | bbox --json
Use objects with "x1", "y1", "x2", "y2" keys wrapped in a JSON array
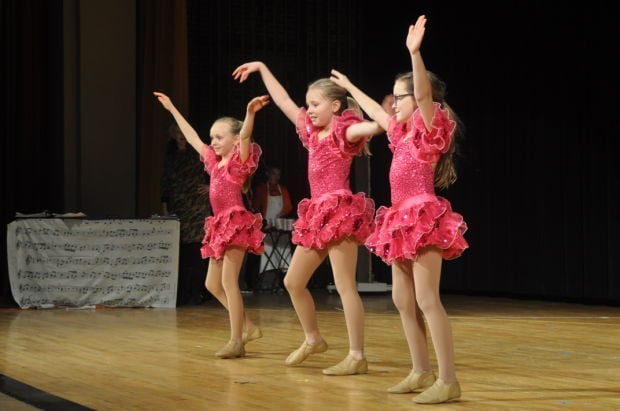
[{"x1": 394, "y1": 71, "x2": 463, "y2": 189}]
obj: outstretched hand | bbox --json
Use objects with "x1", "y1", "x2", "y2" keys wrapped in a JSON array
[
  {"x1": 232, "y1": 62, "x2": 263, "y2": 83},
  {"x1": 329, "y1": 69, "x2": 353, "y2": 89},
  {"x1": 248, "y1": 95, "x2": 270, "y2": 114},
  {"x1": 153, "y1": 91, "x2": 175, "y2": 112},
  {"x1": 406, "y1": 15, "x2": 427, "y2": 55}
]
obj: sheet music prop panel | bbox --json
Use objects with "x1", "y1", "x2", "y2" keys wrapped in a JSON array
[{"x1": 7, "y1": 218, "x2": 180, "y2": 308}]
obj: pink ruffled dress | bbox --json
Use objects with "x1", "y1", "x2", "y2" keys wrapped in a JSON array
[
  {"x1": 293, "y1": 108, "x2": 375, "y2": 249},
  {"x1": 366, "y1": 102, "x2": 469, "y2": 264},
  {"x1": 199, "y1": 143, "x2": 265, "y2": 259}
]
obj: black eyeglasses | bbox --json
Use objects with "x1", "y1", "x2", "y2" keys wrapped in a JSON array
[{"x1": 393, "y1": 93, "x2": 414, "y2": 103}]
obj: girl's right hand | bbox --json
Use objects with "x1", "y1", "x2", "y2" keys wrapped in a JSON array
[
  {"x1": 232, "y1": 62, "x2": 264, "y2": 83},
  {"x1": 153, "y1": 91, "x2": 174, "y2": 111}
]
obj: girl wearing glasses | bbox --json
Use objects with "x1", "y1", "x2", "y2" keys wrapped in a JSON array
[
  {"x1": 331, "y1": 15, "x2": 468, "y2": 404},
  {"x1": 232, "y1": 61, "x2": 382, "y2": 376}
]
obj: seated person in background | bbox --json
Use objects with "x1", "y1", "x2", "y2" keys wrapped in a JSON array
[
  {"x1": 252, "y1": 164, "x2": 294, "y2": 276},
  {"x1": 252, "y1": 164, "x2": 293, "y2": 226}
]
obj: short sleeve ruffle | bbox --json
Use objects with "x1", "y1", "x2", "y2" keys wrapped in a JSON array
[
  {"x1": 331, "y1": 109, "x2": 369, "y2": 157},
  {"x1": 295, "y1": 108, "x2": 312, "y2": 149},
  {"x1": 226, "y1": 142, "x2": 262, "y2": 185},
  {"x1": 296, "y1": 108, "x2": 368, "y2": 157},
  {"x1": 410, "y1": 102, "x2": 456, "y2": 163},
  {"x1": 200, "y1": 144, "x2": 218, "y2": 175}
]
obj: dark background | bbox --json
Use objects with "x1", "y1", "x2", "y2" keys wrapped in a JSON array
[{"x1": 3, "y1": 0, "x2": 619, "y2": 306}]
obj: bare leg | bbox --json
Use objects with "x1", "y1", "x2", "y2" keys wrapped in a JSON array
[
  {"x1": 413, "y1": 248, "x2": 457, "y2": 383},
  {"x1": 205, "y1": 258, "x2": 226, "y2": 306},
  {"x1": 328, "y1": 239, "x2": 364, "y2": 359},
  {"x1": 204, "y1": 250, "x2": 256, "y2": 339},
  {"x1": 220, "y1": 246, "x2": 246, "y2": 341},
  {"x1": 283, "y1": 245, "x2": 327, "y2": 343},
  {"x1": 392, "y1": 260, "x2": 431, "y2": 372}
]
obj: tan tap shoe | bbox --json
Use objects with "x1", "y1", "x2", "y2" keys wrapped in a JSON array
[
  {"x1": 413, "y1": 378, "x2": 461, "y2": 404},
  {"x1": 322, "y1": 355, "x2": 368, "y2": 376},
  {"x1": 215, "y1": 340, "x2": 245, "y2": 359},
  {"x1": 387, "y1": 370, "x2": 436, "y2": 393},
  {"x1": 285, "y1": 338, "x2": 328, "y2": 366},
  {"x1": 242, "y1": 326, "x2": 263, "y2": 344}
]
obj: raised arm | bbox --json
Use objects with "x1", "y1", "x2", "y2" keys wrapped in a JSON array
[
  {"x1": 238, "y1": 95, "x2": 270, "y2": 162},
  {"x1": 330, "y1": 70, "x2": 391, "y2": 131},
  {"x1": 153, "y1": 91, "x2": 205, "y2": 154},
  {"x1": 407, "y1": 15, "x2": 433, "y2": 131},
  {"x1": 233, "y1": 61, "x2": 300, "y2": 124},
  {"x1": 346, "y1": 121, "x2": 385, "y2": 144}
]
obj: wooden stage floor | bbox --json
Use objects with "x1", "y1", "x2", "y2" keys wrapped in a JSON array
[{"x1": 0, "y1": 290, "x2": 618, "y2": 410}]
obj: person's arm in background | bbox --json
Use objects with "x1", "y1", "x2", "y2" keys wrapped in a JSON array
[
  {"x1": 252, "y1": 183, "x2": 268, "y2": 217},
  {"x1": 279, "y1": 185, "x2": 293, "y2": 217}
]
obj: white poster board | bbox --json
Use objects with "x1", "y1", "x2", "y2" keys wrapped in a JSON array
[{"x1": 6, "y1": 218, "x2": 179, "y2": 308}]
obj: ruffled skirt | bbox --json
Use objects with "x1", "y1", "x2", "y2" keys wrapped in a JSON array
[
  {"x1": 201, "y1": 206, "x2": 265, "y2": 259},
  {"x1": 292, "y1": 189, "x2": 375, "y2": 250},
  {"x1": 366, "y1": 193, "x2": 468, "y2": 264}
]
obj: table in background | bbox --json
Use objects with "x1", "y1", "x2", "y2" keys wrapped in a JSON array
[
  {"x1": 6, "y1": 218, "x2": 179, "y2": 308},
  {"x1": 257, "y1": 227, "x2": 294, "y2": 292}
]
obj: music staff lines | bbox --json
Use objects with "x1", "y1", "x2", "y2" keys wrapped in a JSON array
[
  {"x1": 14, "y1": 226, "x2": 174, "y2": 237},
  {"x1": 17, "y1": 269, "x2": 173, "y2": 280},
  {"x1": 17, "y1": 283, "x2": 173, "y2": 293},
  {"x1": 22, "y1": 255, "x2": 171, "y2": 266},
  {"x1": 15, "y1": 240, "x2": 174, "y2": 252}
]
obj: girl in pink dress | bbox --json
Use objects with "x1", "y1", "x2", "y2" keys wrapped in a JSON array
[
  {"x1": 330, "y1": 15, "x2": 468, "y2": 403},
  {"x1": 154, "y1": 91, "x2": 270, "y2": 359},
  {"x1": 233, "y1": 62, "x2": 382, "y2": 375}
]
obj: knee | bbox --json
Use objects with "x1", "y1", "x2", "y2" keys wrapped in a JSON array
[
  {"x1": 333, "y1": 279, "x2": 357, "y2": 299},
  {"x1": 416, "y1": 294, "x2": 441, "y2": 314},
  {"x1": 283, "y1": 275, "x2": 303, "y2": 294},
  {"x1": 205, "y1": 279, "x2": 222, "y2": 295},
  {"x1": 392, "y1": 293, "x2": 413, "y2": 312}
]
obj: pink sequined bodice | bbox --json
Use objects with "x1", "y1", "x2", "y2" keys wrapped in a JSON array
[
  {"x1": 387, "y1": 103, "x2": 456, "y2": 205},
  {"x1": 296, "y1": 108, "x2": 369, "y2": 198},
  {"x1": 200, "y1": 143, "x2": 261, "y2": 215}
]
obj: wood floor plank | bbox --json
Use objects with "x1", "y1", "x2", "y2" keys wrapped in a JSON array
[{"x1": 1, "y1": 291, "x2": 619, "y2": 410}]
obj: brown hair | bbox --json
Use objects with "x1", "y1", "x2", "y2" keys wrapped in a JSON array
[{"x1": 394, "y1": 71, "x2": 463, "y2": 189}]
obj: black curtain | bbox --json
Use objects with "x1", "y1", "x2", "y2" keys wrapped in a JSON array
[
  {"x1": 1, "y1": 0, "x2": 64, "y2": 307},
  {"x1": 186, "y1": 0, "x2": 364, "y2": 216}
]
